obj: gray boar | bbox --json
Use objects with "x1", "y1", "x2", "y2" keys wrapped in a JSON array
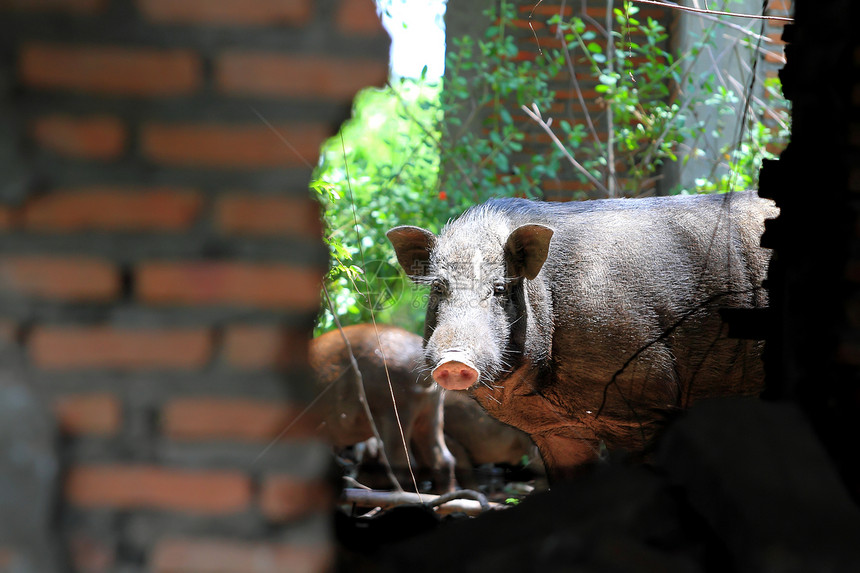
[{"x1": 387, "y1": 191, "x2": 778, "y2": 480}]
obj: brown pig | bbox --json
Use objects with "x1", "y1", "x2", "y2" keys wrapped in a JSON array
[
  {"x1": 309, "y1": 323, "x2": 456, "y2": 492},
  {"x1": 443, "y1": 390, "x2": 544, "y2": 485}
]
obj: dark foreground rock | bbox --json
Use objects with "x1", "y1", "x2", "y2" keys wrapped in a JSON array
[
  {"x1": 657, "y1": 397, "x2": 860, "y2": 572},
  {"x1": 335, "y1": 397, "x2": 860, "y2": 573}
]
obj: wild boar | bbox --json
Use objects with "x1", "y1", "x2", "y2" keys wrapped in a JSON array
[{"x1": 387, "y1": 191, "x2": 778, "y2": 480}]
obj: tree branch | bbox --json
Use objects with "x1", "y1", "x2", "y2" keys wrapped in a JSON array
[
  {"x1": 342, "y1": 488, "x2": 503, "y2": 517},
  {"x1": 521, "y1": 103, "x2": 610, "y2": 196},
  {"x1": 628, "y1": 0, "x2": 793, "y2": 22}
]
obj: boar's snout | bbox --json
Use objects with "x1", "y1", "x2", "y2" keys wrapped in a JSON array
[{"x1": 432, "y1": 352, "x2": 479, "y2": 391}]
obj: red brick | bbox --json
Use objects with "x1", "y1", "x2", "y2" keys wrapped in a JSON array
[
  {"x1": 65, "y1": 465, "x2": 251, "y2": 514},
  {"x1": 138, "y1": 0, "x2": 312, "y2": 26},
  {"x1": 0, "y1": 255, "x2": 119, "y2": 301},
  {"x1": 53, "y1": 393, "x2": 121, "y2": 436},
  {"x1": 552, "y1": 87, "x2": 603, "y2": 102},
  {"x1": 20, "y1": 43, "x2": 200, "y2": 96},
  {"x1": 214, "y1": 194, "x2": 322, "y2": 237},
  {"x1": 544, "y1": 179, "x2": 593, "y2": 193},
  {"x1": 151, "y1": 538, "x2": 332, "y2": 573},
  {"x1": 259, "y1": 474, "x2": 331, "y2": 521},
  {"x1": 335, "y1": 0, "x2": 384, "y2": 35},
  {"x1": 216, "y1": 53, "x2": 388, "y2": 99},
  {"x1": 137, "y1": 261, "x2": 322, "y2": 310},
  {"x1": 31, "y1": 115, "x2": 126, "y2": 160},
  {"x1": 22, "y1": 187, "x2": 202, "y2": 232},
  {"x1": 162, "y1": 398, "x2": 317, "y2": 441},
  {"x1": 510, "y1": 17, "x2": 545, "y2": 31},
  {"x1": 517, "y1": 3, "x2": 573, "y2": 17},
  {"x1": 223, "y1": 325, "x2": 309, "y2": 369},
  {"x1": 140, "y1": 122, "x2": 329, "y2": 168},
  {"x1": 30, "y1": 327, "x2": 212, "y2": 370},
  {"x1": 0, "y1": 0, "x2": 106, "y2": 13},
  {"x1": 766, "y1": 18, "x2": 787, "y2": 29}
]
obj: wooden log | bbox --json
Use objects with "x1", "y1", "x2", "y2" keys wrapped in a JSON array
[{"x1": 341, "y1": 488, "x2": 504, "y2": 517}]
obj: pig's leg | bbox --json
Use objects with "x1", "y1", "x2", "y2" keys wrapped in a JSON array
[
  {"x1": 374, "y1": 415, "x2": 412, "y2": 491},
  {"x1": 530, "y1": 429, "x2": 602, "y2": 483},
  {"x1": 411, "y1": 393, "x2": 458, "y2": 492}
]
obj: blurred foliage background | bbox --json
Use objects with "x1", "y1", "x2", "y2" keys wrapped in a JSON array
[{"x1": 313, "y1": 0, "x2": 790, "y2": 335}]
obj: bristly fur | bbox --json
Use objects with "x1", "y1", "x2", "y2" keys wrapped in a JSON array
[{"x1": 389, "y1": 191, "x2": 778, "y2": 480}]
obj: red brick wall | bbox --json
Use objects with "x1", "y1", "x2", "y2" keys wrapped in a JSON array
[{"x1": 0, "y1": 0, "x2": 389, "y2": 571}]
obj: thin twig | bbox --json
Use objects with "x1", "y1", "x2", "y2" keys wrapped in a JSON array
[
  {"x1": 628, "y1": 0, "x2": 792, "y2": 21},
  {"x1": 733, "y1": 59, "x2": 790, "y2": 131},
  {"x1": 342, "y1": 488, "x2": 503, "y2": 516},
  {"x1": 340, "y1": 134, "x2": 422, "y2": 500},
  {"x1": 521, "y1": 103, "x2": 610, "y2": 195},
  {"x1": 579, "y1": 0, "x2": 609, "y2": 36},
  {"x1": 725, "y1": 2, "x2": 767, "y2": 195},
  {"x1": 637, "y1": 15, "x2": 742, "y2": 177},
  {"x1": 555, "y1": 0, "x2": 602, "y2": 149},
  {"x1": 251, "y1": 374, "x2": 337, "y2": 465},
  {"x1": 559, "y1": 28, "x2": 604, "y2": 151},
  {"x1": 528, "y1": 0, "x2": 545, "y2": 54},
  {"x1": 639, "y1": 0, "x2": 785, "y2": 39},
  {"x1": 427, "y1": 489, "x2": 491, "y2": 512},
  {"x1": 605, "y1": 0, "x2": 616, "y2": 198},
  {"x1": 324, "y1": 285, "x2": 404, "y2": 492},
  {"x1": 250, "y1": 106, "x2": 313, "y2": 169}
]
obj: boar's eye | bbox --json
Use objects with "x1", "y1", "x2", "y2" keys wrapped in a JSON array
[
  {"x1": 431, "y1": 279, "x2": 447, "y2": 296},
  {"x1": 492, "y1": 280, "x2": 507, "y2": 296}
]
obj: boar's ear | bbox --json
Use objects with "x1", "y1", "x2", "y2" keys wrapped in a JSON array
[
  {"x1": 387, "y1": 226, "x2": 436, "y2": 278},
  {"x1": 505, "y1": 224, "x2": 553, "y2": 280}
]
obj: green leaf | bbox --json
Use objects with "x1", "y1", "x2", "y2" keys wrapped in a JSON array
[{"x1": 598, "y1": 73, "x2": 618, "y2": 86}]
